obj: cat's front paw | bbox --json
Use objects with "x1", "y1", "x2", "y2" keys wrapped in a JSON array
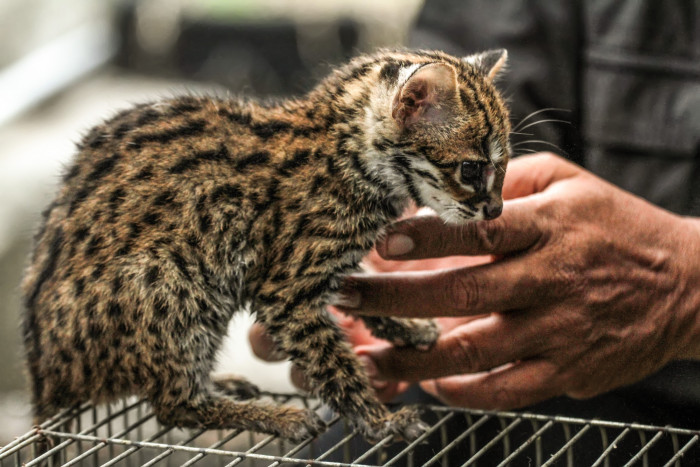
[
  {"x1": 275, "y1": 409, "x2": 327, "y2": 443},
  {"x1": 399, "y1": 319, "x2": 439, "y2": 351},
  {"x1": 359, "y1": 407, "x2": 427, "y2": 443}
]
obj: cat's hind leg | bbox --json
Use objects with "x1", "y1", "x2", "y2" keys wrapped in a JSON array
[
  {"x1": 151, "y1": 382, "x2": 325, "y2": 441},
  {"x1": 360, "y1": 316, "x2": 439, "y2": 350}
]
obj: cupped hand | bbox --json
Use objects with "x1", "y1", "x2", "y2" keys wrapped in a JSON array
[{"x1": 334, "y1": 153, "x2": 700, "y2": 410}]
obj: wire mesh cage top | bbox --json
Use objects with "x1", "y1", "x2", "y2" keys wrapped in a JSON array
[{"x1": 1, "y1": 393, "x2": 699, "y2": 467}]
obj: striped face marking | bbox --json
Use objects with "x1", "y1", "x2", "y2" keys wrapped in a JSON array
[{"x1": 387, "y1": 59, "x2": 511, "y2": 224}]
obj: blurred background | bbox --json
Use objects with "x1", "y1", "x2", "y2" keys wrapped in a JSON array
[{"x1": 0, "y1": 0, "x2": 423, "y2": 443}]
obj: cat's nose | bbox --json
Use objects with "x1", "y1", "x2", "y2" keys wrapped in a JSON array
[{"x1": 483, "y1": 201, "x2": 503, "y2": 220}]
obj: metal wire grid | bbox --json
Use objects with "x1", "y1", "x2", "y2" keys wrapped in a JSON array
[{"x1": 1, "y1": 393, "x2": 699, "y2": 467}]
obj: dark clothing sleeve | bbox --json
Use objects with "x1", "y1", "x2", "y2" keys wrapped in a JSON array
[{"x1": 410, "y1": 0, "x2": 700, "y2": 429}]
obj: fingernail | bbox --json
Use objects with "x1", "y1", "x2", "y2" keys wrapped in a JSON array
[
  {"x1": 359, "y1": 355, "x2": 388, "y2": 389},
  {"x1": 330, "y1": 290, "x2": 360, "y2": 309},
  {"x1": 386, "y1": 234, "x2": 414, "y2": 256}
]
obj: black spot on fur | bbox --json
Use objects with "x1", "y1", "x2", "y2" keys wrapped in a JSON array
[
  {"x1": 153, "y1": 190, "x2": 176, "y2": 206},
  {"x1": 170, "y1": 250, "x2": 191, "y2": 280},
  {"x1": 109, "y1": 188, "x2": 126, "y2": 210},
  {"x1": 91, "y1": 263, "x2": 105, "y2": 280},
  {"x1": 74, "y1": 227, "x2": 90, "y2": 243},
  {"x1": 236, "y1": 151, "x2": 270, "y2": 171},
  {"x1": 142, "y1": 211, "x2": 161, "y2": 226},
  {"x1": 111, "y1": 276, "x2": 122, "y2": 295},
  {"x1": 379, "y1": 61, "x2": 400, "y2": 83},
  {"x1": 74, "y1": 278, "x2": 85, "y2": 297},
  {"x1": 278, "y1": 149, "x2": 310, "y2": 174},
  {"x1": 171, "y1": 98, "x2": 202, "y2": 113},
  {"x1": 211, "y1": 184, "x2": 242, "y2": 203},
  {"x1": 62, "y1": 164, "x2": 80, "y2": 183},
  {"x1": 88, "y1": 152, "x2": 121, "y2": 182},
  {"x1": 251, "y1": 120, "x2": 291, "y2": 139},
  {"x1": 128, "y1": 222, "x2": 142, "y2": 240},
  {"x1": 85, "y1": 235, "x2": 103, "y2": 257},
  {"x1": 131, "y1": 119, "x2": 207, "y2": 148},
  {"x1": 134, "y1": 166, "x2": 153, "y2": 181},
  {"x1": 107, "y1": 301, "x2": 122, "y2": 318},
  {"x1": 309, "y1": 175, "x2": 326, "y2": 196},
  {"x1": 145, "y1": 266, "x2": 159, "y2": 286},
  {"x1": 136, "y1": 108, "x2": 161, "y2": 126},
  {"x1": 154, "y1": 297, "x2": 168, "y2": 317},
  {"x1": 113, "y1": 122, "x2": 134, "y2": 140},
  {"x1": 195, "y1": 194, "x2": 207, "y2": 213},
  {"x1": 220, "y1": 109, "x2": 252, "y2": 126},
  {"x1": 199, "y1": 214, "x2": 211, "y2": 234},
  {"x1": 169, "y1": 146, "x2": 231, "y2": 174},
  {"x1": 67, "y1": 188, "x2": 90, "y2": 216},
  {"x1": 83, "y1": 128, "x2": 106, "y2": 149},
  {"x1": 325, "y1": 155, "x2": 338, "y2": 175}
]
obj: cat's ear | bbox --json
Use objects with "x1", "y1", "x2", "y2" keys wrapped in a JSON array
[
  {"x1": 463, "y1": 49, "x2": 508, "y2": 81},
  {"x1": 391, "y1": 63, "x2": 458, "y2": 128}
]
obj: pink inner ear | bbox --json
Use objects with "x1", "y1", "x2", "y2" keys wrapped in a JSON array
[
  {"x1": 392, "y1": 63, "x2": 457, "y2": 128},
  {"x1": 404, "y1": 79, "x2": 428, "y2": 105},
  {"x1": 392, "y1": 78, "x2": 432, "y2": 126}
]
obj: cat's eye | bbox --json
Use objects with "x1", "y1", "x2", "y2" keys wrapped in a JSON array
[{"x1": 460, "y1": 161, "x2": 482, "y2": 185}]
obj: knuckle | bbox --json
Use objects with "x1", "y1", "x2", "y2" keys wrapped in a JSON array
[
  {"x1": 448, "y1": 331, "x2": 484, "y2": 373},
  {"x1": 447, "y1": 271, "x2": 481, "y2": 312},
  {"x1": 460, "y1": 222, "x2": 499, "y2": 253}
]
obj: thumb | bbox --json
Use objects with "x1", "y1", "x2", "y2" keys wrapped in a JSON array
[
  {"x1": 503, "y1": 153, "x2": 581, "y2": 200},
  {"x1": 376, "y1": 200, "x2": 543, "y2": 260}
]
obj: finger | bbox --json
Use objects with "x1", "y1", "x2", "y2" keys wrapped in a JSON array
[
  {"x1": 376, "y1": 201, "x2": 543, "y2": 260},
  {"x1": 359, "y1": 313, "x2": 544, "y2": 381},
  {"x1": 420, "y1": 359, "x2": 561, "y2": 410},
  {"x1": 335, "y1": 258, "x2": 544, "y2": 318},
  {"x1": 248, "y1": 323, "x2": 286, "y2": 362},
  {"x1": 503, "y1": 153, "x2": 581, "y2": 200}
]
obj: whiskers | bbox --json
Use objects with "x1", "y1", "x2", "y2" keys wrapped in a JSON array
[
  {"x1": 441, "y1": 204, "x2": 477, "y2": 224},
  {"x1": 510, "y1": 108, "x2": 571, "y2": 157}
]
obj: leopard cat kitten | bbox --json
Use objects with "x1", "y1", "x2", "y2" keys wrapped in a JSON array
[{"x1": 22, "y1": 49, "x2": 510, "y2": 442}]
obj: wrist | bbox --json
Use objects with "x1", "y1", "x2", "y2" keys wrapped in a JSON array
[{"x1": 675, "y1": 216, "x2": 700, "y2": 360}]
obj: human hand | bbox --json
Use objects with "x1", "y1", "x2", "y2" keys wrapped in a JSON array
[{"x1": 334, "y1": 153, "x2": 700, "y2": 410}]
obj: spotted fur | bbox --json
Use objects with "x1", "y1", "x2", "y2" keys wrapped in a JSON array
[{"x1": 22, "y1": 49, "x2": 511, "y2": 442}]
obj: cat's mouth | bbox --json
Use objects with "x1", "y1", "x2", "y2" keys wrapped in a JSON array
[
  {"x1": 436, "y1": 199, "x2": 502, "y2": 224},
  {"x1": 459, "y1": 198, "x2": 503, "y2": 221}
]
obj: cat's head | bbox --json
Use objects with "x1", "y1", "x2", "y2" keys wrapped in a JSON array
[{"x1": 379, "y1": 50, "x2": 511, "y2": 224}]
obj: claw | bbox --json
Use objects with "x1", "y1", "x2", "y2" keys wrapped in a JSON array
[{"x1": 402, "y1": 420, "x2": 429, "y2": 441}]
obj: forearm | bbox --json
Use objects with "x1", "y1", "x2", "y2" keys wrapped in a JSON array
[{"x1": 676, "y1": 216, "x2": 700, "y2": 360}]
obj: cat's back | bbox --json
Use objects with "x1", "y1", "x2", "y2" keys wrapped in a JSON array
[
  {"x1": 20, "y1": 95, "x2": 285, "y2": 415},
  {"x1": 23, "y1": 96, "x2": 251, "y2": 301}
]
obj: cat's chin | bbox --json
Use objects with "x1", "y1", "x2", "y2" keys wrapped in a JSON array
[{"x1": 436, "y1": 210, "x2": 483, "y2": 225}]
